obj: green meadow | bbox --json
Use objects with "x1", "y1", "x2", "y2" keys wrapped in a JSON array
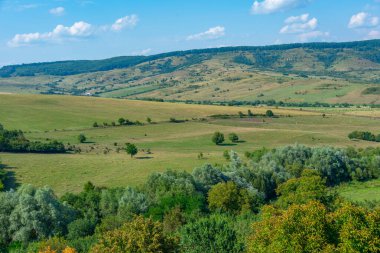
[{"x1": 1, "y1": 94, "x2": 380, "y2": 195}]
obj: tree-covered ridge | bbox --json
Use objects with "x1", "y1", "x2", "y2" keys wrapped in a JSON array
[
  {"x1": 0, "y1": 144, "x2": 379, "y2": 252},
  {"x1": 1, "y1": 39, "x2": 379, "y2": 77}
]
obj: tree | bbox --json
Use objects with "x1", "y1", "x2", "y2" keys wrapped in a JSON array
[
  {"x1": 0, "y1": 185, "x2": 75, "y2": 246},
  {"x1": 78, "y1": 134, "x2": 86, "y2": 143},
  {"x1": 125, "y1": 143, "x2": 138, "y2": 158},
  {"x1": 118, "y1": 118, "x2": 126, "y2": 125},
  {"x1": 238, "y1": 111, "x2": 244, "y2": 118},
  {"x1": 180, "y1": 214, "x2": 243, "y2": 253},
  {"x1": 92, "y1": 122, "x2": 99, "y2": 128},
  {"x1": 207, "y1": 181, "x2": 252, "y2": 214},
  {"x1": 146, "y1": 117, "x2": 152, "y2": 124},
  {"x1": 90, "y1": 216, "x2": 178, "y2": 253},
  {"x1": 212, "y1": 132, "x2": 224, "y2": 145},
  {"x1": 265, "y1": 110, "x2": 274, "y2": 117},
  {"x1": 248, "y1": 110, "x2": 254, "y2": 117},
  {"x1": 228, "y1": 133, "x2": 239, "y2": 143}
]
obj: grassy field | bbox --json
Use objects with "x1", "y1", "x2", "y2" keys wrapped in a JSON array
[
  {"x1": 0, "y1": 94, "x2": 380, "y2": 195},
  {"x1": 337, "y1": 179, "x2": 380, "y2": 202}
]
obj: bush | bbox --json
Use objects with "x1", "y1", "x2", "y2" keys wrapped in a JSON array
[
  {"x1": 228, "y1": 133, "x2": 239, "y2": 143},
  {"x1": 212, "y1": 132, "x2": 224, "y2": 145},
  {"x1": 180, "y1": 214, "x2": 243, "y2": 253},
  {"x1": 125, "y1": 143, "x2": 138, "y2": 158},
  {"x1": 207, "y1": 182, "x2": 253, "y2": 214},
  {"x1": 90, "y1": 216, "x2": 178, "y2": 253},
  {"x1": 78, "y1": 134, "x2": 86, "y2": 143},
  {"x1": 265, "y1": 110, "x2": 274, "y2": 117}
]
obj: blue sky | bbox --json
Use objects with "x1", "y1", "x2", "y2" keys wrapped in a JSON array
[{"x1": 0, "y1": 0, "x2": 379, "y2": 66}]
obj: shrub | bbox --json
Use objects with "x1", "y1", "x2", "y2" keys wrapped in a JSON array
[
  {"x1": 125, "y1": 143, "x2": 138, "y2": 158},
  {"x1": 180, "y1": 214, "x2": 243, "y2": 253},
  {"x1": 228, "y1": 133, "x2": 239, "y2": 143},
  {"x1": 212, "y1": 132, "x2": 224, "y2": 145},
  {"x1": 265, "y1": 110, "x2": 274, "y2": 117},
  {"x1": 90, "y1": 216, "x2": 178, "y2": 253},
  {"x1": 78, "y1": 134, "x2": 86, "y2": 143}
]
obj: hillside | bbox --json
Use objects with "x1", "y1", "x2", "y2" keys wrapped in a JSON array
[{"x1": 0, "y1": 40, "x2": 380, "y2": 104}]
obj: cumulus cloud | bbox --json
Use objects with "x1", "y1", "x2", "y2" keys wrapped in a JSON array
[
  {"x1": 280, "y1": 13, "x2": 317, "y2": 34},
  {"x1": 8, "y1": 14, "x2": 139, "y2": 47},
  {"x1": 8, "y1": 21, "x2": 93, "y2": 47},
  {"x1": 49, "y1": 7, "x2": 65, "y2": 16},
  {"x1": 348, "y1": 12, "x2": 379, "y2": 28},
  {"x1": 187, "y1": 26, "x2": 225, "y2": 41},
  {"x1": 111, "y1": 15, "x2": 138, "y2": 31},
  {"x1": 279, "y1": 13, "x2": 329, "y2": 42},
  {"x1": 252, "y1": 0, "x2": 311, "y2": 14}
]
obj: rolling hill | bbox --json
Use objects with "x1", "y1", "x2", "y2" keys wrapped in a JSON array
[{"x1": 0, "y1": 40, "x2": 380, "y2": 105}]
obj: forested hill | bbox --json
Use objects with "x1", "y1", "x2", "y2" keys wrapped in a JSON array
[
  {"x1": 1, "y1": 39, "x2": 380, "y2": 77},
  {"x1": 0, "y1": 39, "x2": 380, "y2": 105}
]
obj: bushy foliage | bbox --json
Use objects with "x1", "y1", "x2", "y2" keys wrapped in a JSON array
[
  {"x1": 211, "y1": 132, "x2": 224, "y2": 145},
  {"x1": 228, "y1": 133, "x2": 239, "y2": 143},
  {"x1": 180, "y1": 214, "x2": 243, "y2": 253},
  {"x1": 348, "y1": 130, "x2": 380, "y2": 142},
  {"x1": 247, "y1": 201, "x2": 380, "y2": 253},
  {"x1": 0, "y1": 185, "x2": 75, "y2": 245},
  {"x1": 192, "y1": 164, "x2": 226, "y2": 192},
  {"x1": 125, "y1": 143, "x2": 138, "y2": 158},
  {"x1": 117, "y1": 187, "x2": 149, "y2": 219},
  {"x1": 144, "y1": 170, "x2": 197, "y2": 203},
  {"x1": 90, "y1": 216, "x2": 178, "y2": 253},
  {"x1": 207, "y1": 182, "x2": 253, "y2": 214},
  {"x1": 0, "y1": 125, "x2": 65, "y2": 153}
]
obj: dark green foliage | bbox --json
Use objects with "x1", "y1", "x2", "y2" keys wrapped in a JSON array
[
  {"x1": 348, "y1": 130, "x2": 379, "y2": 142},
  {"x1": 125, "y1": 143, "x2": 138, "y2": 158},
  {"x1": 265, "y1": 110, "x2": 274, "y2": 117},
  {"x1": 180, "y1": 214, "x2": 244, "y2": 253},
  {"x1": 78, "y1": 134, "x2": 86, "y2": 143},
  {"x1": 192, "y1": 164, "x2": 227, "y2": 192},
  {"x1": 228, "y1": 133, "x2": 239, "y2": 143},
  {"x1": 0, "y1": 125, "x2": 65, "y2": 153},
  {"x1": 67, "y1": 218, "x2": 96, "y2": 240},
  {"x1": 362, "y1": 86, "x2": 380, "y2": 95},
  {"x1": 147, "y1": 194, "x2": 205, "y2": 221},
  {"x1": 212, "y1": 132, "x2": 224, "y2": 145}
]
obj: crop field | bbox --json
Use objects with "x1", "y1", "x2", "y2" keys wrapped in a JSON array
[{"x1": 0, "y1": 94, "x2": 380, "y2": 195}]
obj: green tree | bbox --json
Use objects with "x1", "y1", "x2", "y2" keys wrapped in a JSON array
[
  {"x1": 90, "y1": 216, "x2": 178, "y2": 253},
  {"x1": 228, "y1": 133, "x2": 239, "y2": 143},
  {"x1": 212, "y1": 132, "x2": 224, "y2": 145},
  {"x1": 146, "y1": 117, "x2": 152, "y2": 124},
  {"x1": 248, "y1": 110, "x2": 254, "y2": 117},
  {"x1": 118, "y1": 118, "x2": 126, "y2": 125},
  {"x1": 78, "y1": 134, "x2": 86, "y2": 143},
  {"x1": 180, "y1": 214, "x2": 243, "y2": 253},
  {"x1": 265, "y1": 110, "x2": 274, "y2": 117},
  {"x1": 92, "y1": 122, "x2": 99, "y2": 128},
  {"x1": 125, "y1": 143, "x2": 138, "y2": 158},
  {"x1": 207, "y1": 181, "x2": 252, "y2": 214},
  {"x1": 238, "y1": 111, "x2": 244, "y2": 118}
]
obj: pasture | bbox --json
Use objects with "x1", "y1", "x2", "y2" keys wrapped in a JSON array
[{"x1": 0, "y1": 94, "x2": 380, "y2": 195}]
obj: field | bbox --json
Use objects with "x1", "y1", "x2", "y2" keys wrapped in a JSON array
[
  {"x1": 338, "y1": 179, "x2": 380, "y2": 202},
  {"x1": 1, "y1": 94, "x2": 380, "y2": 195}
]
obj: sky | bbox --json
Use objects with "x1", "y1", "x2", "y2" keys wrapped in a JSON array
[{"x1": 0, "y1": 0, "x2": 380, "y2": 66}]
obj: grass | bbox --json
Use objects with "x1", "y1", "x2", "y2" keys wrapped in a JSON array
[
  {"x1": 0, "y1": 94, "x2": 379, "y2": 195},
  {"x1": 337, "y1": 179, "x2": 380, "y2": 202}
]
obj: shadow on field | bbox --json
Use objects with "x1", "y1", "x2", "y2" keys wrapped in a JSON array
[
  {"x1": 0, "y1": 163, "x2": 19, "y2": 191},
  {"x1": 135, "y1": 156, "x2": 153, "y2": 160},
  {"x1": 218, "y1": 143, "x2": 237, "y2": 146}
]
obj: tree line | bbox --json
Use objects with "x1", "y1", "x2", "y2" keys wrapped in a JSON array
[
  {"x1": 0, "y1": 144, "x2": 379, "y2": 252},
  {"x1": 0, "y1": 123, "x2": 65, "y2": 153}
]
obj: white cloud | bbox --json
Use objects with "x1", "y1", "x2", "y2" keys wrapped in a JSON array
[
  {"x1": 8, "y1": 21, "x2": 93, "y2": 47},
  {"x1": 187, "y1": 26, "x2": 225, "y2": 41},
  {"x1": 111, "y1": 15, "x2": 138, "y2": 31},
  {"x1": 280, "y1": 13, "x2": 317, "y2": 34},
  {"x1": 297, "y1": 31, "x2": 329, "y2": 42},
  {"x1": 348, "y1": 12, "x2": 379, "y2": 28},
  {"x1": 252, "y1": 0, "x2": 311, "y2": 14},
  {"x1": 49, "y1": 7, "x2": 65, "y2": 16},
  {"x1": 8, "y1": 14, "x2": 139, "y2": 47},
  {"x1": 367, "y1": 30, "x2": 380, "y2": 39}
]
